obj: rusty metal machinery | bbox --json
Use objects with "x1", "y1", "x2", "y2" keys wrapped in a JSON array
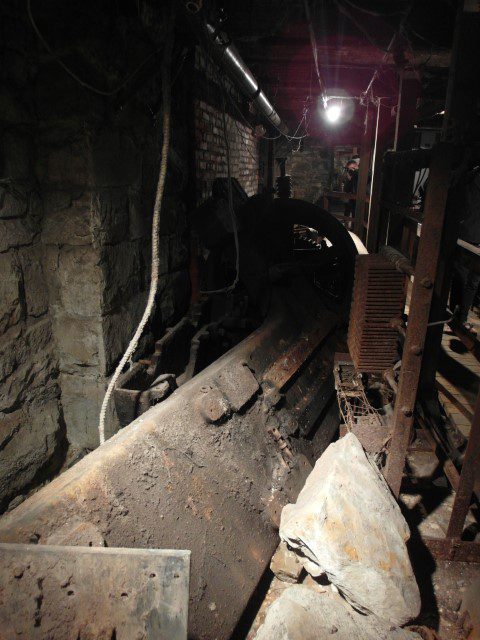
[
  {"x1": 0, "y1": 194, "x2": 357, "y2": 639},
  {"x1": 348, "y1": 254, "x2": 406, "y2": 373}
]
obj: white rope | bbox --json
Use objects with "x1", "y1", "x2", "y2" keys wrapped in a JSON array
[{"x1": 98, "y1": 14, "x2": 174, "y2": 445}]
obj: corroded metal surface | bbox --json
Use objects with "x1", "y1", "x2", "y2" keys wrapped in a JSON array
[
  {"x1": 0, "y1": 543, "x2": 189, "y2": 639},
  {"x1": 0, "y1": 201, "x2": 358, "y2": 639},
  {"x1": 0, "y1": 286, "x2": 345, "y2": 640},
  {"x1": 348, "y1": 254, "x2": 405, "y2": 373}
]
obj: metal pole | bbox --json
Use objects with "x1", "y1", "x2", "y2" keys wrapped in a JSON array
[
  {"x1": 385, "y1": 144, "x2": 453, "y2": 496},
  {"x1": 366, "y1": 99, "x2": 389, "y2": 252},
  {"x1": 353, "y1": 107, "x2": 374, "y2": 238},
  {"x1": 446, "y1": 386, "x2": 480, "y2": 539}
]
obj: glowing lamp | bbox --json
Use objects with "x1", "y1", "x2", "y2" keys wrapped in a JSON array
[{"x1": 325, "y1": 103, "x2": 342, "y2": 123}]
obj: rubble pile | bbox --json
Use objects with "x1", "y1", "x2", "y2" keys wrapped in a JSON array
[{"x1": 255, "y1": 433, "x2": 423, "y2": 639}]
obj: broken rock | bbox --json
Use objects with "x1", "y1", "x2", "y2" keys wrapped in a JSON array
[
  {"x1": 254, "y1": 585, "x2": 422, "y2": 640},
  {"x1": 270, "y1": 541, "x2": 303, "y2": 583},
  {"x1": 279, "y1": 433, "x2": 421, "y2": 626}
]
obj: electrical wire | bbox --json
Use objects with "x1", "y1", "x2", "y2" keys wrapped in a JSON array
[
  {"x1": 27, "y1": 0, "x2": 161, "y2": 97},
  {"x1": 303, "y1": 0, "x2": 328, "y2": 106},
  {"x1": 98, "y1": 6, "x2": 175, "y2": 444},
  {"x1": 335, "y1": 0, "x2": 389, "y2": 53},
  {"x1": 358, "y1": 1, "x2": 415, "y2": 104},
  {"x1": 340, "y1": 0, "x2": 403, "y2": 18}
]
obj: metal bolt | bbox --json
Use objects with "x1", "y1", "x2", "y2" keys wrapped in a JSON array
[
  {"x1": 421, "y1": 277, "x2": 433, "y2": 289},
  {"x1": 410, "y1": 344, "x2": 423, "y2": 355},
  {"x1": 402, "y1": 407, "x2": 413, "y2": 417}
]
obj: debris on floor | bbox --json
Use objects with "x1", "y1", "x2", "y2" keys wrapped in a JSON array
[
  {"x1": 279, "y1": 432, "x2": 420, "y2": 626},
  {"x1": 270, "y1": 541, "x2": 303, "y2": 584},
  {"x1": 253, "y1": 584, "x2": 423, "y2": 640}
]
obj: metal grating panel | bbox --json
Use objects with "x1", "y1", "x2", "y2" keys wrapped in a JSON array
[{"x1": 348, "y1": 255, "x2": 406, "y2": 373}]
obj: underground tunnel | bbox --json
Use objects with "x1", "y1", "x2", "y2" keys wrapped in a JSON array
[{"x1": 0, "y1": 0, "x2": 480, "y2": 638}]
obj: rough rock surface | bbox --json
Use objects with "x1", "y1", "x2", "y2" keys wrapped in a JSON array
[
  {"x1": 270, "y1": 541, "x2": 303, "y2": 583},
  {"x1": 280, "y1": 433, "x2": 421, "y2": 626},
  {"x1": 254, "y1": 585, "x2": 421, "y2": 640}
]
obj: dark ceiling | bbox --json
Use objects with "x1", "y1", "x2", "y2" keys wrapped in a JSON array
[{"x1": 207, "y1": 0, "x2": 455, "y2": 141}]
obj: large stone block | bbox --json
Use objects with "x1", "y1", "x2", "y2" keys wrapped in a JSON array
[
  {"x1": 99, "y1": 241, "x2": 143, "y2": 314},
  {"x1": 17, "y1": 245, "x2": 49, "y2": 318},
  {"x1": 100, "y1": 291, "x2": 149, "y2": 375},
  {"x1": 42, "y1": 192, "x2": 93, "y2": 246},
  {"x1": 254, "y1": 585, "x2": 421, "y2": 640},
  {"x1": 53, "y1": 314, "x2": 102, "y2": 373},
  {"x1": 0, "y1": 217, "x2": 37, "y2": 252},
  {"x1": 128, "y1": 188, "x2": 150, "y2": 240},
  {"x1": 60, "y1": 373, "x2": 116, "y2": 450},
  {"x1": 0, "y1": 251, "x2": 23, "y2": 334},
  {"x1": 0, "y1": 319, "x2": 57, "y2": 412},
  {"x1": 0, "y1": 188, "x2": 28, "y2": 219},
  {"x1": 91, "y1": 188, "x2": 129, "y2": 245},
  {"x1": 0, "y1": 399, "x2": 64, "y2": 511},
  {"x1": 280, "y1": 433, "x2": 421, "y2": 626},
  {"x1": 48, "y1": 245, "x2": 103, "y2": 317}
]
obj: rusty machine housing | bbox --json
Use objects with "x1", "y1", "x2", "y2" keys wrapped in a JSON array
[{"x1": 0, "y1": 190, "x2": 358, "y2": 639}]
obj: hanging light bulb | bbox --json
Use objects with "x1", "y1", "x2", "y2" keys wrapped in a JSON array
[{"x1": 325, "y1": 103, "x2": 342, "y2": 123}]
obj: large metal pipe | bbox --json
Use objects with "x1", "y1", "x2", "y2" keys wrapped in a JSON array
[{"x1": 186, "y1": 9, "x2": 289, "y2": 135}]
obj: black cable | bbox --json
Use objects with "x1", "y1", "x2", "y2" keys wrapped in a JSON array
[
  {"x1": 335, "y1": 0, "x2": 389, "y2": 53},
  {"x1": 27, "y1": 0, "x2": 162, "y2": 97},
  {"x1": 341, "y1": 0, "x2": 403, "y2": 18},
  {"x1": 303, "y1": 0, "x2": 328, "y2": 104}
]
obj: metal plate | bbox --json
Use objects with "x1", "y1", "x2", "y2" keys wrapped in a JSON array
[{"x1": 0, "y1": 543, "x2": 190, "y2": 639}]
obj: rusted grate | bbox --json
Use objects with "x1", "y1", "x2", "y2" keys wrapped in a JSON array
[{"x1": 348, "y1": 255, "x2": 406, "y2": 373}]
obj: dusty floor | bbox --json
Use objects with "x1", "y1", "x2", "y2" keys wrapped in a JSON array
[
  {"x1": 245, "y1": 317, "x2": 480, "y2": 640},
  {"x1": 246, "y1": 488, "x2": 480, "y2": 640},
  {"x1": 436, "y1": 314, "x2": 480, "y2": 439}
]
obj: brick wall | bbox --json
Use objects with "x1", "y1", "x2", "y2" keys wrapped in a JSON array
[{"x1": 193, "y1": 48, "x2": 259, "y2": 202}]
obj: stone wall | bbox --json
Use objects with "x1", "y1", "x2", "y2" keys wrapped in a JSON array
[
  {"x1": 0, "y1": 0, "x2": 190, "y2": 508},
  {"x1": 279, "y1": 140, "x2": 359, "y2": 203},
  {"x1": 287, "y1": 140, "x2": 332, "y2": 203},
  {"x1": 0, "y1": 4, "x2": 65, "y2": 511}
]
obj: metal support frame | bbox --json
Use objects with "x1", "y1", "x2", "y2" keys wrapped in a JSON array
[
  {"x1": 366, "y1": 99, "x2": 390, "y2": 253},
  {"x1": 362, "y1": 0, "x2": 480, "y2": 561},
  {"x1": 385, "y1": 144, "x2": 453, "y2": 497},
  {"x1": 446, "y1": 388, "x2": 480, "y2": 539},
  {"x1": 353, "y1": 108, "x2": 374, "y2": 238}
]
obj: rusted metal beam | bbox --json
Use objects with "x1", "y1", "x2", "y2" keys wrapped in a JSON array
[
  {"x1": 366, "y1": 99, "x2": 392, "y2": 253},
  {"x1": 262, "y1": 313, "x2": 336, "y2": 391},
  {"x1": 0, "y1": 281, "x2": 348, "y2": 640},
  {"x1": 422, "y1": 537, "x2": 480, "y2": 563},
  {"x1": 385, "y1": 144, "x2": 453, "y2": 497},
  {"x1": 353, "y1": 108, "x2": 374, "y2": 239},
  {"x1": 393, "y1": 69, "x2": 420, "y2": 152},
  {"x1": 446, "y1": 385, "x2": 480, "y2": 539}
]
